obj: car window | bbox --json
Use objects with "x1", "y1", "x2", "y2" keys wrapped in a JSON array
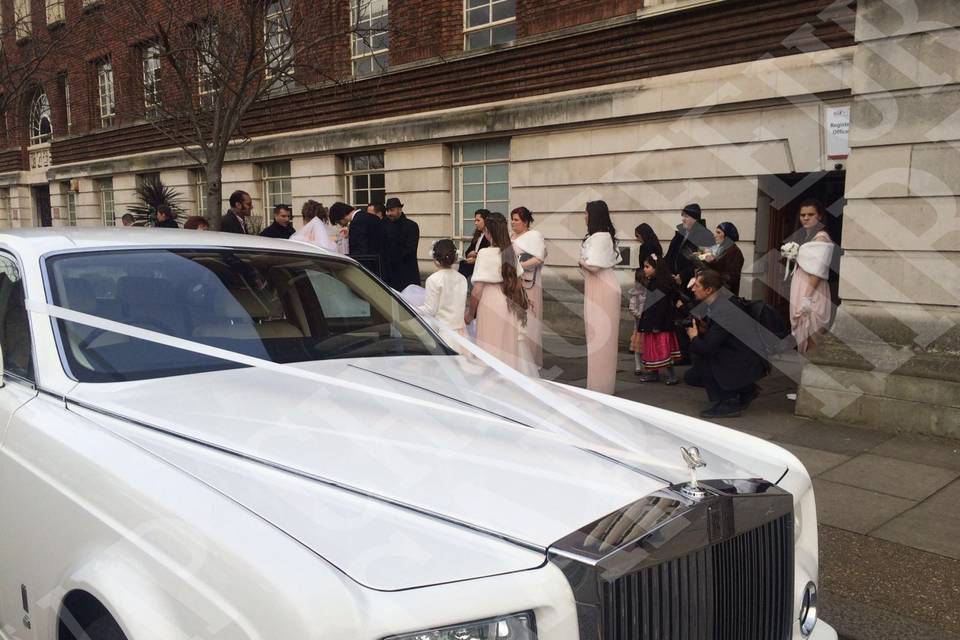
[
  {"x1": 46, "y1": 249, "x2": 451, "y2": 382},
  {"x1": 0, "y1": 255, "x2": 33, "y2": 383}
]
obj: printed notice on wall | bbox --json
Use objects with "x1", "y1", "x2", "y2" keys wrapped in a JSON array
[{"x1": 826, "y1": 106, "x2": 850, "y2": 159}]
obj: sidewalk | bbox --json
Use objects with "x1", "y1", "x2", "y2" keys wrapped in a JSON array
[{"x1": 542, "y1": 335, "x2": 960, "y2": 640}]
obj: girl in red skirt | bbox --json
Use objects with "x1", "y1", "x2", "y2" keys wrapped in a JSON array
[{"x1": 638, "y1": 254, "x2": 681, "y2": 384}]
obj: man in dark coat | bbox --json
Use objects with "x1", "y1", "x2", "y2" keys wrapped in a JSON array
[
  {"x1": 330, "y1": 201, "x2": 384, "y2": 276},
  {"x1": 664, "y1": 203, "x2": 714, "y2": 286},
  {"x1": 684, "y1": 269, "x2": 766, "y2": 418},
  {"x1": 381, "y1": 197, "x2": 420, "y2": 291},
  {"x1": 221, "y1": 190, "x2": 253, "y2": 234},
  {"x1": 260, "y1": 204, "x2": 295, "y2": 239}
]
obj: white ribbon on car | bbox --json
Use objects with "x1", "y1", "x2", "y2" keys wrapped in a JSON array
[{"x1": 25, "y1": 300, "x2": 685, "y2": 476}]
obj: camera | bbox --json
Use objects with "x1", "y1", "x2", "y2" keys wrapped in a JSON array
[{"x1": 675, "y1": 316, "x2": 695, "y2": 329}]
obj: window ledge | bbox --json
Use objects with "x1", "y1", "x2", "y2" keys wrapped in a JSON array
[{"x1": 637, "y1": 0, "x2": 729, "y2": 20}]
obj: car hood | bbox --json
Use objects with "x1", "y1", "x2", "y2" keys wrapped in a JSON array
[{"x1": 69, "y1": 355, "x2": 785, "y2": 588}]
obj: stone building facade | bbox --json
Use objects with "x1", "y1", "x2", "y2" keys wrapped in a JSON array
[{"x1": 0, "y1": 0, "x2": 956, "y2": 434}]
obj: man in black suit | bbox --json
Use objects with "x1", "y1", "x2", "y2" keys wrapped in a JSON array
[
  {"x1": 684, "y1": 269, "x2": 766, "y2": 419},
  {"x1": 381, "y1": 197, "x2": 420, "y2": 291},
  {"x1": 221, "y1": 190, "x2": 253, "y2": 234},
  {"x1": 329, "y1": 202, "x2": 384, "y2": 276}
]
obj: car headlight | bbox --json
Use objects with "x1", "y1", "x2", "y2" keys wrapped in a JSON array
[{"x1": 384, "y1": 611, "x2": 536, "y2": 640}]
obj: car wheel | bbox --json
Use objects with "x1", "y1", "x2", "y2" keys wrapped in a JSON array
[{"x1": 84, "y1": 615, "x2": 128, "y2": 640}]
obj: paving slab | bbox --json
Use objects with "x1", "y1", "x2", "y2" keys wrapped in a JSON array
[
  {"x1": 820, "y1": 454, "x2": 960, "y2": 501},
  {"x1": 872, "y1": 502, "x2": 960, "y2": 561},
  {"x1": 812, "y1": 479, "x2": 916, "y2": 534},
  {"x1": 775, "y1": 420, "x2": 895, "y2": 457},
  {"x1": 774, "y1": 442, "x2": 850, "y2": 477},
  {"x1": 869, "y1": 434, "x2": 960, "y2": 471}
]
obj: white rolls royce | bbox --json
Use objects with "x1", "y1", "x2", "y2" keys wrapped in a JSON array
[{"x1": 0, "y1": 229, "x2": 836, "y2": 640}]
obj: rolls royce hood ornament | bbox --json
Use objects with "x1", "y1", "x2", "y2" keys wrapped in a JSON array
[{"x1": 680, "y1": 446, "x2": 708, "y2": 499}]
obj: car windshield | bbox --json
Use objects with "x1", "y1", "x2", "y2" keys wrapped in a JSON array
[{"x1": 46, "y1": 248, "x2": 451, "y2": 382}]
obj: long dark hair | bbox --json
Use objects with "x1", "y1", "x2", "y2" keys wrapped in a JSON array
[
  {"x1": 634, "y1": 222, "x2": 658, "y2": 244},
  {"x1": 642, "y1": 253, "x2": 677, "y2": 294},
  {"x1": 485, "y1": 212, "x2": 529, "y2": 325},
  {"x1": 586, "y1": 200, "x2": 617, "y2": 237}
]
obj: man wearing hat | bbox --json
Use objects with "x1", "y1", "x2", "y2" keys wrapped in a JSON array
[
  {"x1": 665, "y1": 203, "x2": 714, "y2": 287},
  {"x1": 381, "y1": 197, "x2": 420, "y2": 291}
]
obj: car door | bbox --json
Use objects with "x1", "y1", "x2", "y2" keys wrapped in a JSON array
[{"x1": 0, "y1": 252, "x2": 40, "y2": 640}]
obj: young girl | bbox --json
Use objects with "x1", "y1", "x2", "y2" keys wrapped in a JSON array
[
  {"x1": 638, "y1": 254, "x2": 681, "y2": 384},
  {"x1": 418, "y1": 239, "x2": 469, "y2": 335},
  {"x1": 627, "y1": 267, "x2": 646, "y2": 375}
]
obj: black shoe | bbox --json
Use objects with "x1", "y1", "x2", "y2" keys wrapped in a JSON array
[
  {"x1": 664, "y1": 375, "x2": 679, "y2": 386},
  {"x1": 739, "y1": 385, "x2": 760, "y2": 409},
  {"x1": 700, "y1": 401, "x2": 741, "y2": 419},
  {"x1": 638, "y1": 371, "x2": 659, "y2": 382}
]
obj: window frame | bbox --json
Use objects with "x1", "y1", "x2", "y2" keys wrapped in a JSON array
[
  {"x1": 14, "y1": 0, "x2": 32, "y2": 40},
  {"x1": 451, "y1": 139, "x2": 510, "y2": 248},
  {"x1": 63, "y1": 183, "x2": 77, "y2": 226},
  {"x1": 193, "y1": 168, "x2": 208, "y2": 218},
  {"x1": 264, "y1": 0, "x2": 294, "y2": 86},
  {"x1": 29, "y1": 91, "x2": 53, "y2": 146},
  {"x1": 96, "y1": 58, "x2": 116, "y2": 128},
  {"x1": 259, "y1": 160, "x2": 292, "y2": 224},
  {"x1": 463, "y1": 0, "x2": 516, "y2": 51},
  {"x1": 351, "y1": 0, "x2": 389, "y2": 77},
  {"x1": 45, "y1": 0, "x2": 65, "y2": 25},
  {"x1": 142, "y1": 43, "x2": 162, "y2": 118},
  {"x1": 344, "y1": 151, "x2": 386, "y2": 208},
  {"x1": 195, "y1": 21, "x2": 218, "y2": 104},
  {"x1": 97, "y1": 177, "x2": 115, "y2": 227}
]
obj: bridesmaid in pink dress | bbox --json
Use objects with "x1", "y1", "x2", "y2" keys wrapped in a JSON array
[
  {"x1": 465, "y1": 212, "x2": 530, "y2": 371},
  {"x1": 579, "y1": 201, "x2": 622, "y2": 394},
  {"x1": 789, "y1": 199, "x2": 835, "y2": 354}
]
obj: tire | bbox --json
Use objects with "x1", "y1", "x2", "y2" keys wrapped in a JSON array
[{"x1": 84, "y1": 615, "x2": 128, "y2": 640}]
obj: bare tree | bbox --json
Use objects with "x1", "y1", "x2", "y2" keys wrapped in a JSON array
[{"x1": 111, "y1": 0, "x2": 356, "y2": 228}]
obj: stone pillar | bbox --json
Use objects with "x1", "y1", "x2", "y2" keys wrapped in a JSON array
[{"x1": 796, "y1": 0, "x2": 960, "y2": 436}]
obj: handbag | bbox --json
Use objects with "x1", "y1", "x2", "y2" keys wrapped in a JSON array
[{"x1": 518, "y1": 252, "x2": 538, "y2": 290}]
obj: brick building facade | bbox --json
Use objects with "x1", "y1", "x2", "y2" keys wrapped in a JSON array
[{"x1": 0, "y1": 0, "x2": 957, "y2": 435}]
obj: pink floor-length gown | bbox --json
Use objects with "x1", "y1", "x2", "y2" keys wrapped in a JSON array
[
  {"x1": 790, "y1": 267, "x2": 831, "y2": 354},
  {"x1": 476, "y1": 284, "x2": 523, "y2": 370},
  {"x1": 584, "y1": 267, "x2": 621, "y2": 394}
]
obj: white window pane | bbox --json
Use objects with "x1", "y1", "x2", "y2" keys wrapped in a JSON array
[
  {"x1": 466, "y1": 29, "x2": 490, "y2": 50},
  {"x1": 485, "y1": 163, "x2": 508, "y2": 183},
  {"x1": 492, "y1": 0, "x2": 515, "y2": 22},
  {"x1": 463, "y1": 185, "x2": 484, "y2": 202},
  {"x1": 491, "y1": 23, "x2": 516, "y2": 46},
  {"x1": 485, "y1": 141, "x2": 510, "y2": 160},
  {"x1": 463, "y1": 166, "x2": 485, "y2": 184},
  {"x1": 467, "y1": 6, "x2": 488, "y2": 28},
  {"x1": 485, "y1": 183, "x2": 508, "y2": 201},
  {"x1": 462, "y1": 143, "x2": 485, "y2": 162}
]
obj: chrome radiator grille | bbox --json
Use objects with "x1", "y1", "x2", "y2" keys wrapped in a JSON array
[{"x1": 599, "y1": 514, "x2": 793, "y2": 640}]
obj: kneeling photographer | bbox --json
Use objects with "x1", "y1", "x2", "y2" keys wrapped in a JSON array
[{"x1": 683, "y1": 269, "x2": 766, "y2": 418}]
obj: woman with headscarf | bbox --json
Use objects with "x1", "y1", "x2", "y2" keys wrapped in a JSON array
[
  {"x1": 702, "y1": 221, "x2": 745, "y2": 295},
  {"x1": 292, "y1": 200, "x2": 340, "y2": 253},
  {"x1": 787, "y1": 199, "x2": 835, "y2": 354},
  {"x1": 465, "y1": 212, "x2": 531, "y2": 372},
  {"x1": 634, "y1": 222, "x2": 663, "y2": 267},
  {"x1": 511, "y1": 206, "x2": 546, "y2": 369},
  {"x1": 579, "y1": 200, "x2": 622, "y2": 394}
]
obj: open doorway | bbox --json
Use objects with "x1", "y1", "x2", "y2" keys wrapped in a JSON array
[
  {"x1": 32, "y1": 186, "x2": 52, "y2": 227},
  {"x1": 754, "y1": 171, "x2": 845, "y2": 321}
]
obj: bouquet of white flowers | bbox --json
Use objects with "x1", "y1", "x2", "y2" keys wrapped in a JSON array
[{"x1": 781, "y1": 241, "x2": 800, "y2": 280}]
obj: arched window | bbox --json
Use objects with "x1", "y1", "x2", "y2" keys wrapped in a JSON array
[{"x1": 29, "y1": 91, "x2": 53, "y2": 145}]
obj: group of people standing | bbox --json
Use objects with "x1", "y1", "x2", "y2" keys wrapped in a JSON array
[{"x1": 215, "y1": 190, "x2": 422, "y2": 293}]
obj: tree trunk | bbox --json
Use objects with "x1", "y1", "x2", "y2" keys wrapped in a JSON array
[{"x1": 205, "y1": 162, "x2": 224, "y2": 230}]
